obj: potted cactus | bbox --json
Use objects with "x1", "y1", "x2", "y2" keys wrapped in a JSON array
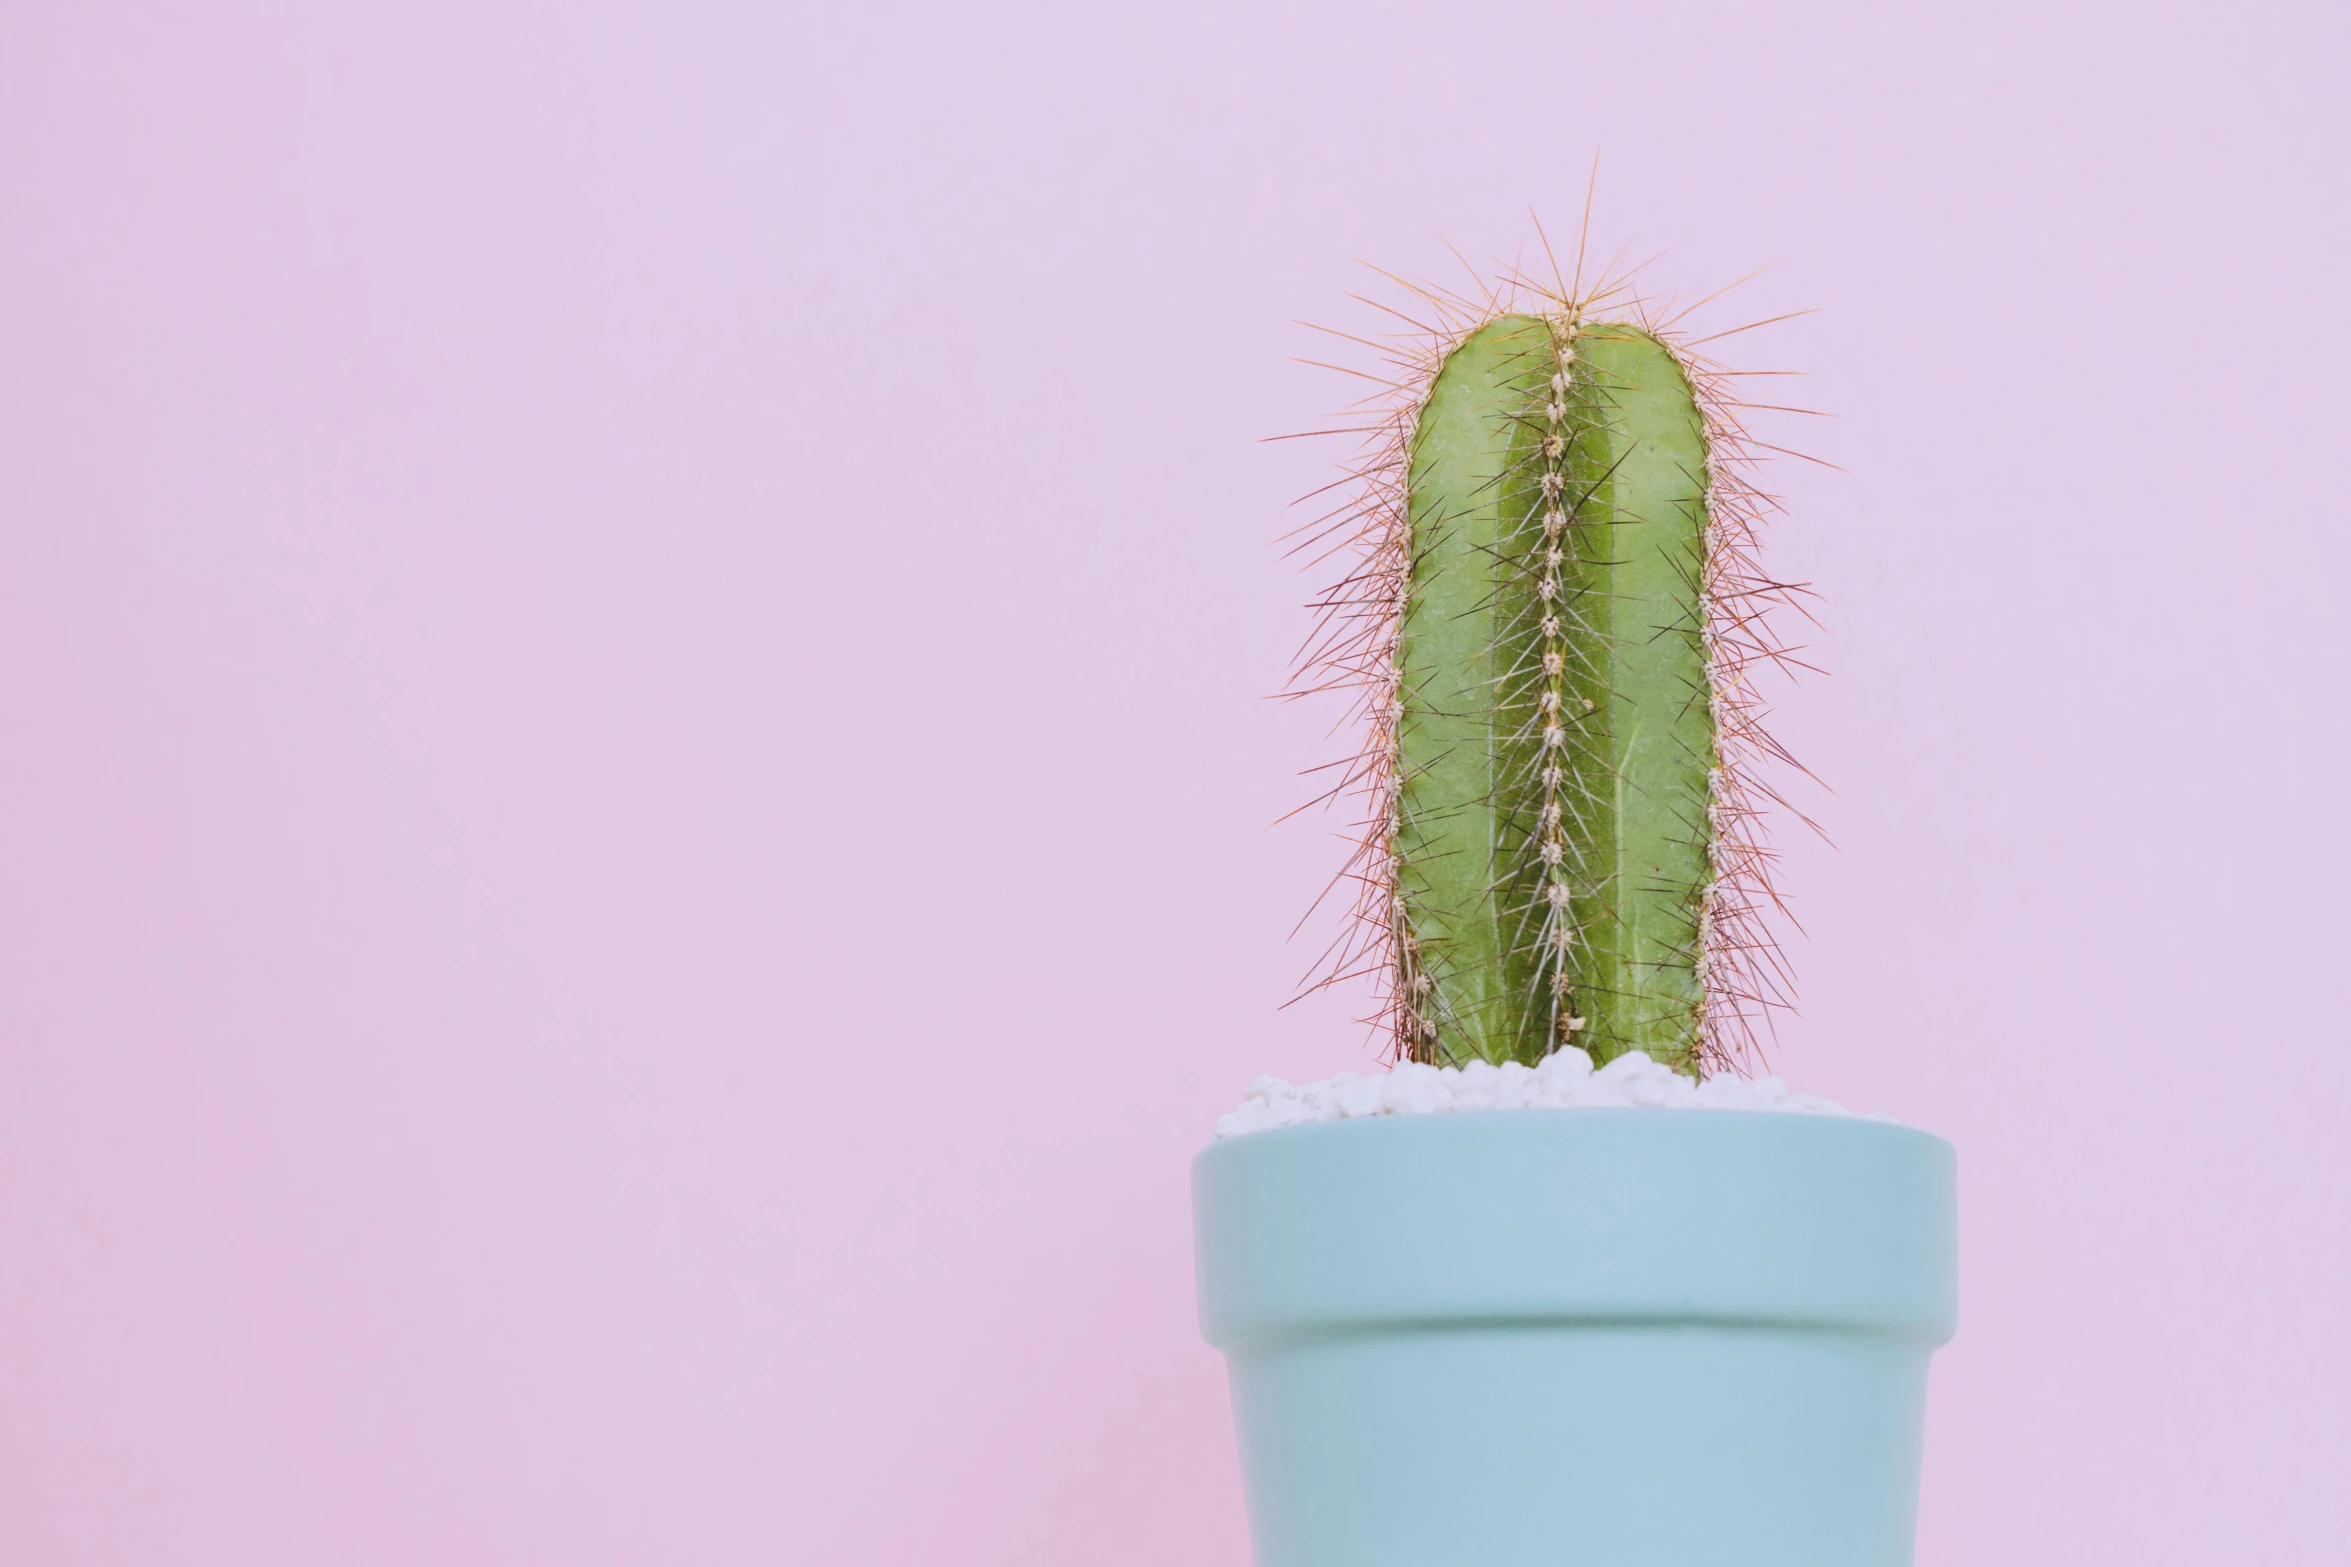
[{"x1": 1194, "y1": 261, "x2": 1956, "y2": 1566}]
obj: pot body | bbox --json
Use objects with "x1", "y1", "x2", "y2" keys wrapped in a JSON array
[{"x1": 1193, "y1": 1110, "x2": 1956, "y2": 1567}]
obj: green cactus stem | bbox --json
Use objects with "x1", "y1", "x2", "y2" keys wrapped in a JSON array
[{"x1": 1394, "y1": 314, "x2": 1716, "y2": 1074}]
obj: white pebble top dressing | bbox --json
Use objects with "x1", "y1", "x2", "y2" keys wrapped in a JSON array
[{"x1": 1215, "y1": 1048, "x2": 1882, "y2": 1139}]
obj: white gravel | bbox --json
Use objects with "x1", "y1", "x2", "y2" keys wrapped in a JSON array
[{"x1": 1214, "y1": 1048, "x2": 1878, "y2": 1139}]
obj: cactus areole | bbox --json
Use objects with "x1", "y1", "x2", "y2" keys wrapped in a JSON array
[{"x1": 1396, "y1": 315, "x2": 1716, "y2": 1072}]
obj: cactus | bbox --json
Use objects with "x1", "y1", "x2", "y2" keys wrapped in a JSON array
[{"x1": 1293, "y1": 252, "x2": 1801, "y2": 1077}]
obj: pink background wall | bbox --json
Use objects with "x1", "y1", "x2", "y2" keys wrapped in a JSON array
[{"x1": 4, "y1": 2, "x2": 2347, "y2": 1562}]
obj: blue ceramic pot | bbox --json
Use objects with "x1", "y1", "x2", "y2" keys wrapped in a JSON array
[{"x1": 1193, "y1": 1110, "x2": 1956, "y2": 1566}]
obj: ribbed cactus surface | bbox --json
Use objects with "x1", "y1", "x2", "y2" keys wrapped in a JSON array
[{"x1": 1393, "y1": 315, "x2": 1717, "y2": 1074}]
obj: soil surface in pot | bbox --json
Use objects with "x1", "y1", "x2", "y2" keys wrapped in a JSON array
[{"x1": 1216, "y1": 1048, "x2": 1887, "y2": 1139}]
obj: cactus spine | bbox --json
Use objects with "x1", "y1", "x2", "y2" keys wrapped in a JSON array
[{"x1": 1394, "y1": 313, "x2": 1718, "y2": 1073}]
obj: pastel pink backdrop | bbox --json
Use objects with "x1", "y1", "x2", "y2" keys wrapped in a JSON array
[{"x1": 4, "y1": 2, "x2": 2346, "y2": 1562}]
